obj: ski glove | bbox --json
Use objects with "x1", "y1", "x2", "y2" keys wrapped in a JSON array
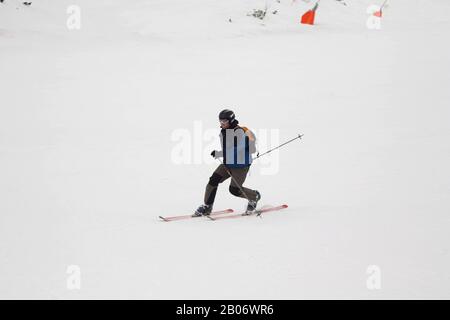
[{"x1": 211, "y1": 150, "x2": 223, "y2": 159}]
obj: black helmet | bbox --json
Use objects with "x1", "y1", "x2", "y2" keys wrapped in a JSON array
[{"x1": 218, "y1": 109, "x2": 235, "y2": 122}]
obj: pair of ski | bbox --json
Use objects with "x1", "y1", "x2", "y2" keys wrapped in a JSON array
[{"x1": 159, "y1": 204, "x2": 288, "y2": 222}]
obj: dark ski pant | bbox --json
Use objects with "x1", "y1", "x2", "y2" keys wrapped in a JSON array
[{"x1": 204, "y1": 164, "x2": 258, "y2": 206}]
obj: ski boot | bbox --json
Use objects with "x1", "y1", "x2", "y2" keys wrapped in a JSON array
[
  {"x1": 192, "y1": 204, "x2": 213, "y2": 217},
  {"x1": 244, "y1": 190, "x2": 261, "y2": 215}
]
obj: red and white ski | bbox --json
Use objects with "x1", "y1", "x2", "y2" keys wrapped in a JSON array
[
  {"x1": 207, "y1": 204, "x2": 288, "y2": 221},
  {"x1": 159, "y1": 209, "x2": 233, "y2": 222}
]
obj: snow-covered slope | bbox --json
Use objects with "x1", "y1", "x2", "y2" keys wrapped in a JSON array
[{"x1": 1, "y1": 0, "x2": 449, "y2": 299}]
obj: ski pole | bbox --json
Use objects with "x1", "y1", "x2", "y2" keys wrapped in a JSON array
[{"x1": 253, "y1": 133, "x2": 303, "y2": 161}]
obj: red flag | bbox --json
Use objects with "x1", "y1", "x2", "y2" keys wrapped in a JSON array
[
  {"x1": 374, "y1": 0, "x2": 388, "y2": 18},
  {"x1": 301, "y1": 10, "x2": 316, "y2": 25},
  {"x1": 374, "y1": 10, "x2": 382, "y2": 17},
  {"x1": 301, "y1": 1, "x2": 319, "y2": 25}
]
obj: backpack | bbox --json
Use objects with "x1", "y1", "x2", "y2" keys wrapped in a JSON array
[{"x1": 240, "y1": 126, "x2": 257, "y2": 154}]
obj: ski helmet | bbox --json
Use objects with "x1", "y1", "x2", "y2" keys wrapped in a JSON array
[{"x1": 218, "y1": 109, "x2": 235, "y2": 122}]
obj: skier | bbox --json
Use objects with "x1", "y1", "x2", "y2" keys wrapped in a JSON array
[{"x1": 193, "y1": 109, "x2": 261, "y2": 216}]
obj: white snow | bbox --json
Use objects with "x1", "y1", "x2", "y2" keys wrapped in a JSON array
[{"x1": 0, "y1": 0, "x2": 449, "y2": 299}]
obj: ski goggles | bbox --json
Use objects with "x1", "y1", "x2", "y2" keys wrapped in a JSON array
[{"x1": 219, "y1": 119, "x2": 229, "y2": 124}]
